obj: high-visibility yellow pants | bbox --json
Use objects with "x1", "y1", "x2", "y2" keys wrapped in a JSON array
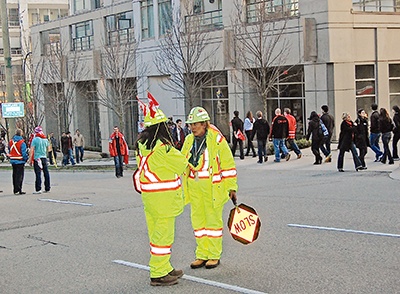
[
  {"x1": 189, "y1": 179, "x2": 224, "y2": 260},
  {"x1": 145, "y1": 214, "x2": 175, "y2": 278}
]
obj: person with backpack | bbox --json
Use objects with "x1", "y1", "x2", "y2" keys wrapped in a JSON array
[
  {"x1": 320, "y1": 105, "x2": 335, "y2": 162},
  {"x1": 306, "y1": 111, "x2": 324, "y2": 165},
  {"x1": 337, "y1": 112, "x2": 363, "y2": 172}
]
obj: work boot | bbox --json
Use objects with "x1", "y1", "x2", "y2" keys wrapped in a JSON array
[
  {"x1": 205, "y1": 259, "x2": 220, "y2": 269},
  {"x1": 169, "y1": 269, "x2": 184, "y2": 278},
  {"x1": 190, "y1": 259, "x2": 207, "y2": 269},
  {"x1": 150, "y1": 274, "x2": 178, "y2": 286}
]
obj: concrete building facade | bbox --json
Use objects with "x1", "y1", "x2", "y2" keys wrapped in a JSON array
[
  {"x1": 28, "y1": 0, "x2": 400, "y2": 153},
  {"x1": 0, "y1": 0, "x2": 68, "y2": 134}
]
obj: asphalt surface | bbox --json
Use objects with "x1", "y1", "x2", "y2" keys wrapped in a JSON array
[{"x1": 0, "y1": 146, "x2": 399, "y2": 293}]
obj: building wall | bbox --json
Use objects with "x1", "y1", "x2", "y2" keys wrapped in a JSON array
[{"x1": 28, "y1": 0, "x2": 400, "y2": 153}]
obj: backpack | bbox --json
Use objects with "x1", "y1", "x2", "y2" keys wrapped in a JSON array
[{"x1": 318, "y1": 120, "x2": 329, "y2": 138}]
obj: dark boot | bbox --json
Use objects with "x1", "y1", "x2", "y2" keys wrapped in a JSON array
[{"x1": 150, "y1": 274, "x2": 178, "y2": 286}]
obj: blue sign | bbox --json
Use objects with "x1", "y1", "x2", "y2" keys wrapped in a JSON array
[{"x1": 1, "y1": 102, "x2": 25, "y2": 118}]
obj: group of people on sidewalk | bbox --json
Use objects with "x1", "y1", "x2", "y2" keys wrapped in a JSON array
[
  {"x1": 4, "y1": 127, "x2": 88, "y2": 195},
  {"x1": 230, "y1": 107, "x2": 303, "y2": 164},
  {"x1": 335, "y1": 103, "x2": 400, "y2": 172}
]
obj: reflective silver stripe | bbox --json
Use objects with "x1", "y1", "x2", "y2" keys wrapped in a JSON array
[
  {"x1": 140, "y1": 177, "x2": 181, "y2": 191},
  {"x1": 221, "y1": 169, "x2": 237, "y2": 177},
  {"x1": 194, "y1": 229, "x2": 222, "y2": 237},
  {"x1": 150, "y1": 244, "x2": 171, "y2": 255},
  {"x1": 212, "y1": 174, "x2": 222, "y2": 183},
  {"x1": 143, "y1": 164, "x2": 159, "y2": 182},
  {"x1": 194, "y1": 229, "x2": 207, "y2": 237}
]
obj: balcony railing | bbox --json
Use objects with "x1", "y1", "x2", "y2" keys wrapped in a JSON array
[
  {"x1": 185, "y1": 9, "x2": 223, "y2": 32},
  {"x1": 72, "y1": 36, "x2": 94, "y2": 51},
  {"x1": 352, "y1": 0, "x2": 400, "y2": 12},
  {"x1": 107, "y1": 27, "x2": 135, "y2": 45},
  {"x1": 247, "y1": 0, "x2": 299, "y2": 23}
]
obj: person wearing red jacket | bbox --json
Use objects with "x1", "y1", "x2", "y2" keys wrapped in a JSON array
[
  {"x1": 108, "y1": 126, "x2": 129, "y2": 178},
  {"x1": 284, "y1": 108, "x2": 302, "y2": 159}
]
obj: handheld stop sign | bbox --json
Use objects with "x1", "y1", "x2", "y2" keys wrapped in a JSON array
[{"x1": 227, "y1": 200, "x2": 261, "y2": 245}]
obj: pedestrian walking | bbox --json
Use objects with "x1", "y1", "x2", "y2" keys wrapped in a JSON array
[
  {"x1": 73, "y1": 129, "x2": 85, "y2": 163},
  {"x1": 61, "y1": 131, "x2": 75, "y2": 166},
  {"x1": 337, "y1": 113, "x2": 363, "y2": 172},
  {"x1": 48, "y1": 132, "x2": 58, "y2": 165},
  {"x1": 181, "y1": 106, "x2": 238, "y2": 270},
  {"x1": 306, "y1": 111, "x2": 324, "y2": 164},
  {"x1": 284, "y1": 108, "x2": 302, "y2": 159},
  {"x1": 244, "y1": 111, "x2": 256, "y2": 157},
  {"x1": 320, "y1": 105, "x2": 335, "y2": 162},
  {"x1": 379, "y1": 108, "x2": 394, "y2": 165},
  {"x1": 369, "y1": 103, "x2": 383, "y2": 161},
  {"x1": 253, "y1": 110, "x2": 270, "y2": 164},
  {"x1": 29, "y1": 126, "x2": 51, "y2": 193},
  {"x1": 391, "y1": 105, "x2": 400, "y2": 160},
  {"x1": 133, "y1": 102, "x2": 187, "y2": 286},
  {"x1": 270, "y1": 108, "x2": 290, "y2": 162},
  {"x1": 354, "y1": 109, "x2": 369, "y2": 169},
  {"x1": 8, "y1": 129, "x2": 28, "y2": 195},
  {"x1": 231, "y1": 110, "x2": 245, "y2": 160},
  {"x1": 109, "y1": 126, "x2": 129, "y2": 178}
]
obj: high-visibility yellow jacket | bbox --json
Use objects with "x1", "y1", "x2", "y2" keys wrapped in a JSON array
[
  {"x1": 181, "y1": 125, "x2": 238, "y2": 207},
  {"x1": 134, "y1": 140, "x2": 188, "y2": 217}
]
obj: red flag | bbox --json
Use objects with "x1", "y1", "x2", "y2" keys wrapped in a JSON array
[
  {"x1": 147, "y1": 92, "x2": 159, "y2": 117},
  {"x1": 147, "y1": 91, "x2": 160, "y2": 107},
  {"x1": 136, "y1": 96, "x2": 147, "y2": 116}
]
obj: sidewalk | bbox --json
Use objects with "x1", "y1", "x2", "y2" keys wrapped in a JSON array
[{"x1": 234, "y1": 143, "x2": 400, "y2": 180}]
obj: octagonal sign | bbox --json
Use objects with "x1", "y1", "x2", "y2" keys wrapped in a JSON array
[{"x1": 227, "y1": 203, "x2": 261, "y2": 245}]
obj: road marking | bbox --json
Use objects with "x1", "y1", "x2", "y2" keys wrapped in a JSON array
[
  {"x1": 38, "y1": 198, "x2": 93, "y2": 206},
  {"x1": 112, "y1": 260, "x2": 267, "y2": 294},
  {"x1": 288, "y1": 224, "x2": 400, "y2": 238}
]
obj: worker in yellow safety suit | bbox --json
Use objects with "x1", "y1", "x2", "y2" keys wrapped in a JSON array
[
  {"x1": 133, "y1": 106, "x2": 188, "y2": 286},
  {"x1": 181, "y1": 106, "x2": 238, "y2": 269}
]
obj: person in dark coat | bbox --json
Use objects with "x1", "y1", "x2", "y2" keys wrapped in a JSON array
[
  {"x1": 391, "y1": 105, "x2": 400, "y2": 160},
  {"x1": 369, "y1": 103, "x2": 383, "y2": 161},
  {"x1": 231, "y1": 110, "x2": 245, "y2": 160},
  {"x1": 337, "y1": 112, "x2": 363, "y2": 172},
  {"x1": 379, "y1": 108, "x2": 394, "y2": 164},
  {"x1": 306, "y1": 111, "x2": 323, "y2": 164},
  {"x1": 354, "y1": 109, "x2": 369, "y2": 169},
  {"x1": 253, "y1": 110, "x2": 270, "y2": 164},
  {"x1": 320, "y1": 105, "x2": 335, "y2": 161}
]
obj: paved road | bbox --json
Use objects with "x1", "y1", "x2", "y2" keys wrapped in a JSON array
[{"x1": 0, "y1": 147, "x2": 399, "y2": 293}]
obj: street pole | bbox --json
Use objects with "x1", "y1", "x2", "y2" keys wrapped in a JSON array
[{"x1": 1, "y1": 0, "x2": 16, "y2": 139}]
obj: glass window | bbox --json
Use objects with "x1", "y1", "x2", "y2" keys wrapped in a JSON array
[
  {"x1": 352, "y1": 0, "x2": 400, "y2": 12},
  {"x1": 355, "y1": 64, "x2": 376, "y2": 113},
  {"x1": 200, "y1": 71, "x2": 230, "y2": 140},
  {"x1": 141, "y1": 0, "x2": 154, "y2": 39},
  {"x1": 71, "y1": 20, "x2": 94, "y2": 51},
  {"x1": 159, "y1": 0, "x2": 172, "y2": 36},
  {"x1": 41, "y1": 29, "x2": 61, "y2": 55},
  {"x1": 105, "y1": 11, "x2": 134, "y2": 45},
  {"x1": 389, "y1": 64, "x2": 400, "y2": 110},
  {"x1": 8, "y1": 8, "x2": 19, "y2": 27},
  {"x1": 246, "y1": 0, "x2": 299, "y2": 23}
]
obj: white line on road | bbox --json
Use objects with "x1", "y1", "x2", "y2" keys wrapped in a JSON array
[
  {"x1": 38, "y1": 198, "x2": 93, "y2": 206},
  {"x1": 288, "y1": 224, "x2": 400, "y2": 238},
  {"x1": 112, "y1": 260, "x2": 267, "y2": 294}
]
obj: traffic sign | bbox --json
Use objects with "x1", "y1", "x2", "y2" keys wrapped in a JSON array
[{"x1": 1, "y1": 102, "x2": 25, "y2": 118}]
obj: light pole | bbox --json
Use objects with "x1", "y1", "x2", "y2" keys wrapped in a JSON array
[{"x1": 23, "y1": 51, "x2": 32, "y2": 101}]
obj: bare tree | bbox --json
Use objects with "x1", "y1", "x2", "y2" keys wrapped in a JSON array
[
  {"x1": 97, "y1": 36, "x2": 145, "y2": 133},
  {"x1": 41, "y1": 40, "x2": 89, "y2": 138},
  {"x1": 231, "y1": 0, "x2": 296, "y2": 116},
  {"x1": 154, "y1": 1, "x2": 221, "y2": 110}
]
